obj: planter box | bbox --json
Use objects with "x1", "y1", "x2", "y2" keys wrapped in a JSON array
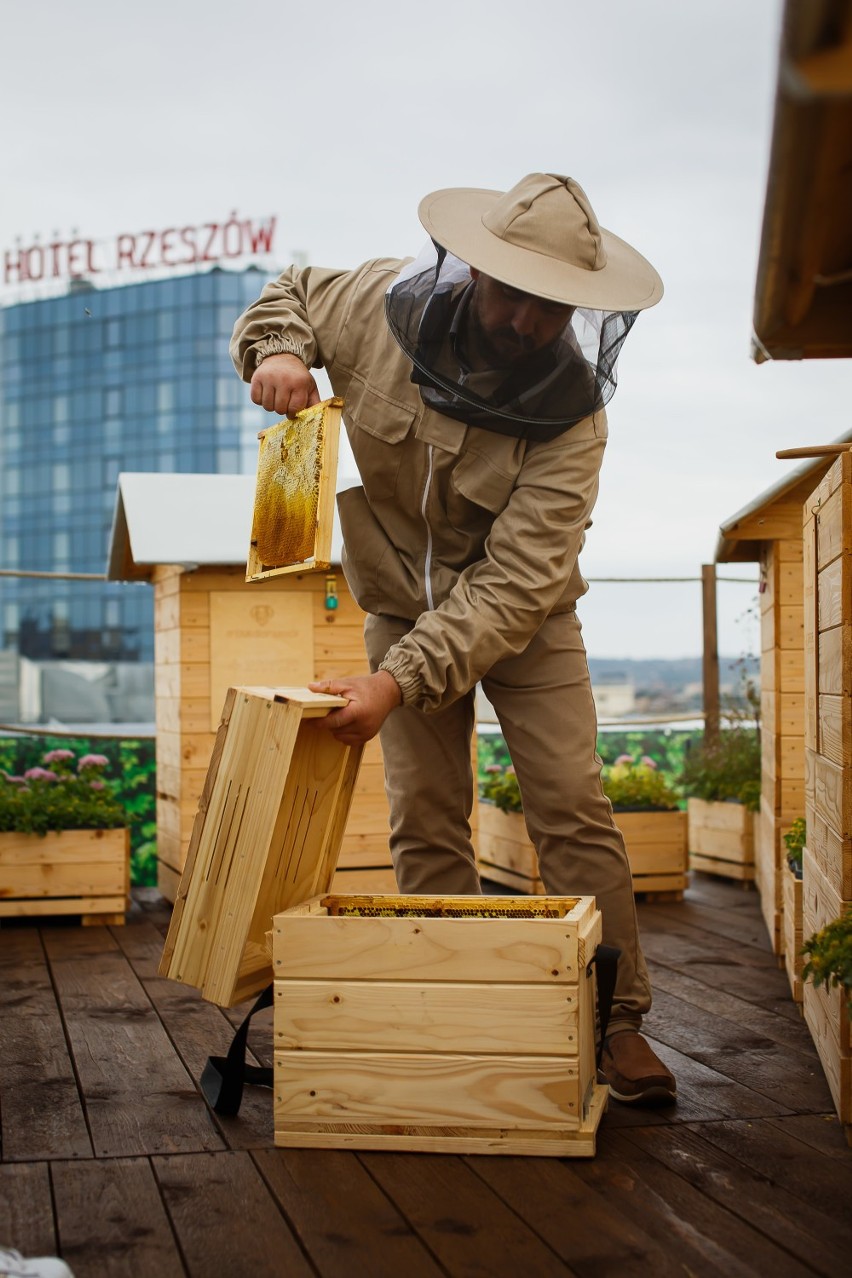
[
  {"x1": 0, "y1": 828, "x2": 130, "y2": 925},
  {"x1": 782, "y1": 861, "x2": 804, "y2": 1004},
  {"x1": 478, "y1": 802, "x2": 688, "y2": 898},
  {"x1": 271, "y1": 892, "x2": 607, "y2": 1156},
  {"x1": 687, "y1": 798, "x2": 756, "y2": 881}
]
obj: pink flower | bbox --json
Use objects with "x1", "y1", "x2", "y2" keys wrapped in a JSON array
[
  {"x1": 505, "y1": 765, "x2": 516, "y2": 775},
  {"x1": 640, "y1": 756, "x2": 657, "y2": 769},
  {"x1": 42, "y1": 748, "x2": 75, "y2": 765},
  {"x1": 615, "y1": 754, "x2": 633, "y2": 765},
  {"x1": 89, "y1": 780, "x2": 106, "y2": 791},
  {"x1": 2, "y1": 772, "x2": 27, "y2": 785},
  {"x1": 485, "y1": 764, "x2": 503, "y2": 774},
  {"x1": 24, "y1": 767, "x2": 59, "y2": 782},
  {"x1": 77, "y1": 753, "x2": 109, "y2": 772}
]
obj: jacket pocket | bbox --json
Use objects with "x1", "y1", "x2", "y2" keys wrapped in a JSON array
[
  {"x1": 344, "y1": 376, "x2": 417, "y2": 501},
  {"x1": 448, "y1": 445, "x2": 520, "y2": 517}
]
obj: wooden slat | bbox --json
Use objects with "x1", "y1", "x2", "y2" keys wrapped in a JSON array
[
  {"x1": 274, "y1": 979, "x2": 579, "y2": 1055},
  {"x1": 44, "y1": 927, "x2": 224, "y2": 1158},
  {"x1": 51, "y1": 1157, "x2": 186, "y2": 1278},
  {"x1": 0, "y1": 1163, "x2": 57, "y2": 1259}
]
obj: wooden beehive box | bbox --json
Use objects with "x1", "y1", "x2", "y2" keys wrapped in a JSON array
[
  {"x1": 272, "y1": 892, "x2": 607, "y2": 1156},
  {"x1": 801, "y1": 450, "x2": 852, "y2": 1129},
  {"x1": 159, "y1": 686, "x2": 362, "y2": 1007},
  {"x1": 687, "y1": 798, "x2": 756, "y2": 881}
]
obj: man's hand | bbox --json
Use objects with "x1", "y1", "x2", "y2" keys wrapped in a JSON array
[
  {"x1": 250, "y1": 353, "x2": 321, "y2": 416},
  {"x1": 308, "y1": 672, "x2": 402, "y2": 745}
]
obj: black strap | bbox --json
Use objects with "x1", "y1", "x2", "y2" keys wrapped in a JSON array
[
  {"x1": 200, "y1": 983, "x2": 274, "y2": 1116},
  {"x1": 589, "y1": 943, "x2": 621, "y2": 1066}
]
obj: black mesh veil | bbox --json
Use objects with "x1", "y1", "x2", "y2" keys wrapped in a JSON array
[{"x1": 384, "y1": 243, "x2": 638, "y2": 443}]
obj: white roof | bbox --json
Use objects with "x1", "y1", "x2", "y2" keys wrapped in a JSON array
[{"x1": 107, "y1": 472, "x2": 350, "y2": 581}]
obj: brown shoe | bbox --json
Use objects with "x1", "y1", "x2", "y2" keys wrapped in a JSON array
[{"x1": 599, "y1": 1030, "x2": 677, "y2": 1105}]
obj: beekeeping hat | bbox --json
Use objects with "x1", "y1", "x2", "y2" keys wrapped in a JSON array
[
  {"x1": 417, "y1": 172, "x2": 663, "y2": 312},
  {"x1": 384, "y1": 173, "x2": 663, "y2": 441}
]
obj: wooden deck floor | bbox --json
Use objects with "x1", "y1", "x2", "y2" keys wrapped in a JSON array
[{"x1": 1, "y1": 872, "x2": 851, "y2": 1278}]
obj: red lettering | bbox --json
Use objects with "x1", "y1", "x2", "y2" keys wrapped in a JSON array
[
  {"x1": 179, "y1": 225, "x2": 197, "y2": 263},
  {"x1": 66, "y1": 240, "x2": 88, "y2": 277},
  {"x1": 222, "y1": 212, "x2": 243, "y2": 258},
  {"x1": 116, "y1": 234, "x2": 137, "y2": 268},
  {"x1": 49, "y1": 242, "x2": 64, "y2": 277},
  {"x1": 138, "y1": 231, "x2": 156, "y2": 268},
  {"x1": 24, "y1": 245, "x2": 45, "y2": 282},
  {"x1": 200, "y1": 222, "x2": 219, "y2": 262},
  {"x1": 247, "y1": 216, "x2": 276, "y2": 255},
  {"x1": 160, "y1": 228, "x2": 178, "y2": 265},
  {"x1": 85, "y1": 240, "x2": 100, "y2": 273},
  {"x1": 4, "y1": 248, "x2": 26, "y2": 284}
]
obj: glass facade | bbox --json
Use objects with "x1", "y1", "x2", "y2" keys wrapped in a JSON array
[{"x1": 0, "y1": 267, "x2": 270, "y2": 667}]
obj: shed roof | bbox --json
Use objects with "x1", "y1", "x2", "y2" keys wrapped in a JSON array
[
  {"x1": 752, "y1": 0, "x2": 852, "y2": 360},
  {"x1": 715, "y1": 428, "x2": 852, "y2": 561},
  {"x1": 107, "y1": 472, "x2": 349, "y2": 581}
]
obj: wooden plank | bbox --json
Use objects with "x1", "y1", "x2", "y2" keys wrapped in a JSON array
[
  {"x1": 819, "y1": 692, "x2": 852, "y2": 767},
  {"x1": 273, "y1": 896, "x2": 594, "y2": 984},
  {"x1": 252, "y1": 1148, "x2": 446, "y2": 1278},
  {"x1": 818, "y1": 553, "x2": 848, "y2": 629},
  {"x1": 361, "y1": 1150, "x2": 595, "y2": 1274},
  {"x1": 330, "y1": 867, "x2": 398, "y2": 893},
  {"x1": 782, "y1": 863, "x2": 804, "y2": 1002},
  {"x1": 154, "y1": 1151, "x2": 316, "y2": 1277},
  {"x1": 805, "y1": 797, "x2": 852, "y2": 899},
  {"x1": 818, "y1": 624, "x2": 852, "y2": 695},
  {"x1": 51, "y1": 1157, "x2": 186, "y2": 1278},
  {"x1": 274, "y1": 979, "x2": 579, "y2": 1055},
  {"x1": 815, "y1": 484, "x2": 849, "y2": 569},
  {"x1": 808, "y1": 747, "x2": 852, "y2": 839},
  {"x1": 0, "y1": 1163, "x2": 57, "y2": 1259},
  {"x1": 622, "y1": 1122, "x2": 852, "y2": 1276},
  {"x1": 43, "y1": 927, "x2": 224, "y2": 1157},
  {"x1": 0, "y1": 928, "x2": 92, "y2": 1162}
]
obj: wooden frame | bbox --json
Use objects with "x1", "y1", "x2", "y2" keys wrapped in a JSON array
[
  {"x1": 246, "y1": 397, "x2": 343, "y2": 580},
  {"x1": 159, "y1": 685, "x2": 362, "y2": 1007},
  {"x1": 0, "y1": 827, "x2": 129, "y2": 925}
]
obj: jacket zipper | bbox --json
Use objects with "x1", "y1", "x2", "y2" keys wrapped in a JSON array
[{"x1": 421, "y1": 443, "x2": 435, "y2": 610}]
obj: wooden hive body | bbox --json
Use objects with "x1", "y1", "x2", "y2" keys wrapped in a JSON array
[
  {"x1": 271, "y1": 892, "x2": 607, "y2": 1156},
  {"x1": 159, "y1": 686, "x2": 362, "y2": 1007},
  {"x1": 802, "y1": 452, "x2": 852, "y2": 1127}
]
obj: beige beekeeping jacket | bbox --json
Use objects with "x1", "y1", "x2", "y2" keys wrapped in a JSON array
[{"x1": 230, "y1": 259, "x2": 607, "y2": 714}]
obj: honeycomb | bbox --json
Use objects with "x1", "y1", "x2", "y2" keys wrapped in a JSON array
[{"x1": 253, "y1": 402, "x2": 326, "y2": 567}]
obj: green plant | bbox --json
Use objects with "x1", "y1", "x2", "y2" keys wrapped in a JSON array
[
  {"x1": 679, "y1": 725, "x2": 761, "y2": 811},
  {"x1": 480, "y1": 764, "x2": 523, "y2": 813},
  {"x1": 783, "y1": 817, "x2": 806, "y2": 879},
  {"x1": 602, "y1": 755, "x2": 680, "y2": 812},
  {"x1": 0, "y1": 747, "x2": 127, "y2": 835},
  {"x1": 802, "y1": 909, "x2": 852, "y2": 1013}
]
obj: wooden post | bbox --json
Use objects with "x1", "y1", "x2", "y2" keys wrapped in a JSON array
[{"x1": 702, "y1": 564, "x2": 720, "y2": 746}]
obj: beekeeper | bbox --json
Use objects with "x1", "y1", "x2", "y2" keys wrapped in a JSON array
[{"x1": 230, "y1": 173, "x2": 676, "y2": 1106}]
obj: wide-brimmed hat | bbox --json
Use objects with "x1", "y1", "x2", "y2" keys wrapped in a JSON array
[{"x1": 418, "y1": 173, "x2": 663, "y2": 312}]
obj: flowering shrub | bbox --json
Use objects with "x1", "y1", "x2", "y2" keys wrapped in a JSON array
[
  {"x1": 602, "y1": 755, "x2": 681, "y2": 812},
  {"x1": 479, "y1": 755, "x2": 680, "y2": 814},
  {"x1": 803, "y1": 909, "x2": 852, "y2": 1013},
  {"x1": 0, "y1": 747, "x2": 126, "y2": 835}
]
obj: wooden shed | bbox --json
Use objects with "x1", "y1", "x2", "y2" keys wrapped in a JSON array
[
  {"x1": 107, "y1": 472, "x2": 395, "y2": 902},
  {"x1": 715, "y1": 436, "x2": 852, "y2": 953}
]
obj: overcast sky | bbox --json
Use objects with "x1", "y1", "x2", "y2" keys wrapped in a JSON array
[{"x1": 4, "y1": 0, "x2": 851, "y2": 662}]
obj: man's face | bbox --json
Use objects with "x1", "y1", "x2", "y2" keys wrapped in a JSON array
[{"x1": 467, "y1": 269, "x2": 575, "y2": 367}]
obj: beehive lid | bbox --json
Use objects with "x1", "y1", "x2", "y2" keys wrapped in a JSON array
[{"x1": 159, "y1": 685, "x2": 362, "y2": 1007}]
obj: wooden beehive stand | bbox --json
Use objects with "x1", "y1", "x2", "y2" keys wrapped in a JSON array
[{"x1": 797, "y1": 445, "x2": 852, "y2": 1137}]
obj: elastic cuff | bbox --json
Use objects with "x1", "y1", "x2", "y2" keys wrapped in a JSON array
[
  {"x1": 254, "y1": 336, "x2": 306, "y2": 367},
  {"x1": 377, "y1": 656, "x2": 421, "y2": 707}
]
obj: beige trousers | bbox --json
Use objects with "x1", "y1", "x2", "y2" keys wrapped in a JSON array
[{"x1": 365, "y1": 609, "x2": 652, "y2": 1034}]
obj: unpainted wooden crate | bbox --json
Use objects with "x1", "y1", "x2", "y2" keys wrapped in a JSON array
[
  {"x1": 688, "y1": 798, "x2": 755, "y2": 881},
  {"x1": 478, "y1": 802, "x2": 687, "y2": 898},
  {"x1": 159, "y1": 686, "x2": 362, "y2": 1007},
  {"x1": 0, "y1": 827, "x2": 129, "y2": 926},
  {"x1": 271, "y1": 892, "x2": 607, "y2": 1156}
]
